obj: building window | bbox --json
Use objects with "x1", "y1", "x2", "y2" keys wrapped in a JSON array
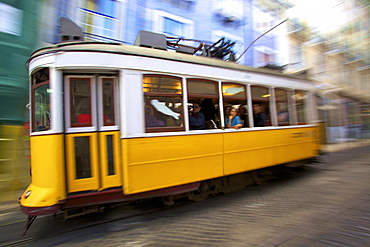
[
  {"x1": 143, "y1": 75, "x2": 184, "y2": 132},
  {"x1": 214, "y1": 0, "x2": 243, "y2": 19},
  {"x1": 0, "y1": 3, "x2": 23, "y2": 36},
  {"x1": 78, "y1": 0, "x2": 117, "y2": 41},
  {"x1": 164, "y1": 17, "x2": 184, "y2": 37},
  {"x1": 291, "y1": 45, "x2": 303, "y2": 70},
  {"x1": 152, "y1": 10, "x2": 194, "y2": 38},
  {"x1": 253, "y1": 7, "x2": 277, "y2": 34},
  {"x1": 254, "y1": 45, "x2": 276, "y2": 67}
]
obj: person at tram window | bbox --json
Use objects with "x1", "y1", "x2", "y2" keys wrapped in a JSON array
[
  {"x1": 225, "y1": 108, "x2": 242, "y2": 129},
  {"x1": 189, "y1": 102, "x2": 205, "y2": 130},
  {"x1": 201, "y1": 99, "x2": 217, "y2": 129},
  {"x1": 277, "y1": 103, "x2": 289, "y2": 124},
  {"x1": 238, "y1": 105, "x2": 248, "y2": 127},
  {"x1": 224, "y1": 105, "x2": 232, "y2": 118},
  {"x1": 145, "y1": 105, "x2": 165, "y2": 127},
  {"x1": 253, "y1": 103, "x2": 267, "y2": 127}
]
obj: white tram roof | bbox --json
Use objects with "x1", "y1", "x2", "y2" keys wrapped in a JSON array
[{"x1": 29, "y1": 41, "x2": 312, "y2": 83}]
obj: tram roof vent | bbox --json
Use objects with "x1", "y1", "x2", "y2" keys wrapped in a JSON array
[
  {"x1": 59, "y1": 17, "x2": 84, "y2": 43},
  {"x1": 134, "y1": 30, "x2": 167, "y2": 50}
]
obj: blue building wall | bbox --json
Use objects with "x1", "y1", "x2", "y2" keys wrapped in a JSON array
[{"x1": 46, "y1": 0, "x2": 282, "y2": 68}]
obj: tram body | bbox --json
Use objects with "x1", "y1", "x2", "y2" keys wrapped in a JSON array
[{"x1": 20, "y1": 41, "x2": 320, "y2": 217}]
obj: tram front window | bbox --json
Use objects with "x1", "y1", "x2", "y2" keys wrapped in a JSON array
[
  {"x1": 33, "y1": 83, "x2": 51, "y2": 132},
  {"x1": 70, "y1": 78, "x2": 92, "y2": 127}
]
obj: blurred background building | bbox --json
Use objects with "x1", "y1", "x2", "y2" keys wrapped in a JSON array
[
  {"x1": 0, "y1": 0, "x2": 369, "y2": 200},
  {"x1": 0, "y1": 0, "x2": 41, "y2": 200}
]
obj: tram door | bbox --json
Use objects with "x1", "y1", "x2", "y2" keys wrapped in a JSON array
[{"x1": 65, "y1": 75, "x2": 121, "y2": 193}]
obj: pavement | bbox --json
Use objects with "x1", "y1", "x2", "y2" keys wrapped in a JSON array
[{"x1": 1, "y1": 139, "x2": 369, "y2": 214}]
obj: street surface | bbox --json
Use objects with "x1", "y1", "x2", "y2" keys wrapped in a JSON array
[{"x1": 1, "y1": 144, "x2": 369, "y2": 246}]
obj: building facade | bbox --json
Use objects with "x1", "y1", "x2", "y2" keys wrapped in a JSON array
[
  {"x1": 286, "y1": 0, "x2": 370, "y2": 143},
  {"x1": 0, "y1": 0, "x2": 41, "y2": 199},
  {"x1": 41, "y1": 0, "x2": 291, "y2": 67}
]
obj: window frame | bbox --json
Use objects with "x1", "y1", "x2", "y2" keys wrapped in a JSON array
[
  {"x1": 143, "y1": 74, "x2": 185, "y2": 133},
  {"x1": 31, "y1": 80, "x2": 51, "y2": 132},
  {"x1": 221, "y1": 82, "x2": 248, "y2": 128},
  {"x1": 187, "y1": 79, "x2": 220, "y2": 130},
  {"x1": 98, "y1": 76, "x2": 120, "y2": 131},
  {"x1": 65, "y1": 75, "x2": 97, "y2": 133},
  {"x1": 251, "y1": 85, "x2": 272, "y2": 127},
  {"x1": 293, "y1": 90, "x2": 307, "y2": 125},
  {"x1": 274, "y1": 88, "x2": 290, "y2": 126}
]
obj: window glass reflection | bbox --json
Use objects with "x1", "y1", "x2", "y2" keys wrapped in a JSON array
[
  {"x1": 70, "y1": 78, "x2": 92, "y2": 127},
  {"x1": 74, "y1": 136, "x2": 91, "y2": 179},
  {"x1": 102, "y1": 78, "x2": 115, "y2": 126},
  {"x1": 33, "y1": 84, "x2": 51, "y2": 132}
]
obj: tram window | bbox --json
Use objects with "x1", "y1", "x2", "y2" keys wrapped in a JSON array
[
  {"x1": 222, "y1": 83, "x2": 248, "y2": 128},
  {"x1": 70, "y1": 78, "x2": 92, "y2": 127},
  {"x1": 143, "y1": 75, "x2": 184, "y2": 132},
  {"x1": 74, "y1": 136, "x2": 92, "y2": 179},
  {"x1": 31, "y1": 68, "x2": 51, "y2": 132},
  {"x1": 275, "y1": 88, "x2": 290, "y2": 126},
  {"x1": 106, "y1": 135, "x2": 115, "y2": 176},
  {"x1": 251, "y1": 86, "x2": 271, "y2": 127},
  {"x1": 294, "y1": 90, "x2": 307, "y2": 124},
  {"x1": 187, "y1": 79, "x2": 220, "y2": 129},
  {"x1": 102, "y1": 78, "x2": 115, "y2": 126}
]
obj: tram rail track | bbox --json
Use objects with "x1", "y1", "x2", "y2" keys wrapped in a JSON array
[{"x1": 1, "y1": 200, "x2": 190, "y2": 247}]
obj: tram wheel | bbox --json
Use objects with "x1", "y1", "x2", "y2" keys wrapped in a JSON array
[
  {"x1": 186, "y1": 181, "x2": 212, "y2": 202},
  {"x1": 161, "y1": 195, "x2": 175, "y2": 206}
]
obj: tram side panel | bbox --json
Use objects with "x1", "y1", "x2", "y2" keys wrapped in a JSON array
[
  {"x1": 276, "y1": 127, "x2": 320, "y2": 165},
  {"x1": 223, "y1": 130, "x2": 278, "y2": 175},
  {"x1": 21, "y1": 134, "x2": 66, "y2": 208},
  {"x1": 122, "y1": 134, "x2": 224, "y2": 195},
  {"x1": 223, "y1": 127, "x2": 320, "y2": 176}
]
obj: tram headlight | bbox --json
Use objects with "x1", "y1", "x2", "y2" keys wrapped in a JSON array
[{"x1": 24, "y1": 190, "x2": 31, "y2": 199}]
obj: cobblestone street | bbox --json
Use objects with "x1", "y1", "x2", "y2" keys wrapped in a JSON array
[{"x1": 16, "y1": 144, "x2": 369, "y2": 247}]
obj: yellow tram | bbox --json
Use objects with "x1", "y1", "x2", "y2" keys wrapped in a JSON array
[{"x1": 20, "y1": 32, "x2": 320, "y2": 228}]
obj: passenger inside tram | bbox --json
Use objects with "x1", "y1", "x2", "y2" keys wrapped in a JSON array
[
  {"x1": 225, "y1": 107, "x2": 242, "y2": 129},
  {"x1": 200, "y1": 98, "x2": 218, "y2": 129},
  {"x1": 238, "y1": 105, "x2": 248, "y2": 127},
  {"x1": 145, "y1": 105, "x2": 165, "y2": 127},
  {"x1": 224, "y1": 105, "x2": 232, "y2": 119},
  {"x1": 189, "y1": 102, "x2": 205, "y2": 130},
  {"x1": 253, "y1": 102, "x2": 268, "y2": 127}
]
